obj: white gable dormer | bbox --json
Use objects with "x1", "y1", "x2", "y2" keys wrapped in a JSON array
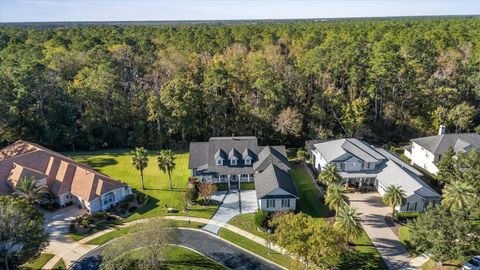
[
  {"x1": 244, "y1": 156, "x2": 252, "y2": 165},
  {"x1": 216, "y1": 156, "x2": 224, "y2": 165},
  {"x1": 230, "y1": 156, "x2": 238, "y2": 165}
]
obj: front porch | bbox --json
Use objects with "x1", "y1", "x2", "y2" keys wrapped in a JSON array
[{"x1": 343, "y1": 177, "x2": 377, "y2": 190}]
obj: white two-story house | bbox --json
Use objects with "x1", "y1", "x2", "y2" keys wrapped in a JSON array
[
  {"x1": 189, "y1": 136, "x2": 298, "y2": 212},
  {"x1": 306, "y1": 138, "x2": 441, "y2": 212},
  {"x1": 404, "y1": 125, "x2": 480, "y2": 174}
]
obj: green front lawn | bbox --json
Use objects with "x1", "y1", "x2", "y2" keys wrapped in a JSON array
[
  {"x1": 163, "y1": 245, "x2": 227, "y2": 270},
  {"x1": 52, "y1": 259, "x2": 66, "y2": 269},
  {"x1": 227, "y1": 213, "x2": 269, "y2": 239},
  {"x1": 66, "y1": 149, "x2": 218, "y2": 222},
  {"x1": 421, "y1": 259, "x2": 463, "y2": 270},
  {"x1": 290, "y1": 164, "x2": 331, "y2": 222},
  {"x1": 398, "y1": 225, "x2": 419, "y2": 256},
  {"x1": 218, "y1": 228, "x2": 304, "y2": 269},
  {"x1": 240, "y1": 182, "x2": 255, "y2": 190},
  {"x1": 86, "y1": 220, "x2": 205, "y2": 245},
  {"x1": 341, "y1": 231, "x2": 388, "y2": 270},
  {"x1": 21, "y1": 253, "x2": 54, "y2": 270}
]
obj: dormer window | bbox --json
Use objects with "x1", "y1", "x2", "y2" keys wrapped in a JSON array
[
  {"x1": 230, "y1": 157, "x2": 238, "y2": 165},
  {"x1": 216, "y1": 157, "x2": 223, "y2": 165},
  {"x1": 245, "y1": 157, "x2": 252, "y2": 165}
]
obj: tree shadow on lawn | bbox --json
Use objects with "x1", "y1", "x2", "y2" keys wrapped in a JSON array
[
  {"x1": 73, "y1": 157, "x2": 118, "y2": 169},
  {"x1": 162, "y1": 258, "x2": 224, "y2": 269}
]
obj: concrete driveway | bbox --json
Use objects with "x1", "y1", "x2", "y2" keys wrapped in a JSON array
[
  {"x1": 240, "y1": 190, "x2": 257, "y2": 214},
  {"x1": 347, "y1": 192, "x2": 414, "y2": 270},
  {"x1": 42, "y1": 206, "x2": 91, "y2": 269},
  {"x1": 204, "y1": 189, "x2": 258, "y2": 234}
]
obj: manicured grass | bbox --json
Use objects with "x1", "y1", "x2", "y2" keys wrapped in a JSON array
[
  {"x1": 218, "y1": 228, "x2": 304, "y2": 270},
  {"x1": 290, "y1": 164, "x2": 331, "y2": 222},
  {"x1": 66, "y1": 149, "x2": 218, "y2": 222},
  {"x1": 227, "y1": 213, "x2": 269, "y2": 239},
  {"x1": 52, "y1": 259, "x2": 66, "y2": 269},
  {"x1": 240, "y1": 182, "x2": 255, "y2": 190},
  {"x1": 163, "y1": 245, "x2": 227, "y2": 270},
  {"x1": 398, "y1": 225, "x2": 419, "y2": 256},
  {"x1": 21, "y1": 253, "x2": 54, "y2": 270},
  {"x1": 125, "y1": 245, "x2": 227, "y2": 269},
  {"x1": 340, "y1": 230, "x2": 388, "y2": 270},
  {"x1": 86, "y1": 220, "x2": 205, "y2": 245}
]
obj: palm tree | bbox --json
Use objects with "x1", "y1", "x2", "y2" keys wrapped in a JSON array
[
  {"x1": 334, "y1": 205, "x2": 364, "y2": 243},
  {"x1": 132, "y1": 147, "x2": 149, "y2": 190},
  {"x1": 13, "y1": 176, "x2": 50, "y2": 204},
  {"x1": 442, "y1": 180, "x2": 476, "y2": 212},
  {"x1": 325, "y1": 184, "x2": 349, "y2": 215},
  {"x1": 318, "y1": 164, "x2": 342, "y2": 186},
  {"x1": 158, "y1": 149, "x2": 176, "y2": 190},
  {"x1": 383, "y1": 185, "x2": 406, "y2": 218}
]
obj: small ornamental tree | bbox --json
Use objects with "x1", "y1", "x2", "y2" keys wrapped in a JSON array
[
  {"x1": 254, "y1": 210, "x2": 268, "y2": 229},
  {"x1": 198, "y1": 182, "x2": 217, "y2": 205}
]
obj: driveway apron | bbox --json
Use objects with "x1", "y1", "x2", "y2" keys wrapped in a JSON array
[{"x1": 347, "y1": 192, "x2": 414, "y2": 270}]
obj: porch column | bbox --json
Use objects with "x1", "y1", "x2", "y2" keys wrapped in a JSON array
[
  {"x1": 228, "y1": 175, "x2": 231, "y2": 190},
  {"x1": 247, "y1": 174, "x2": 250, "y2": 182},
  {"x1": 238, "y1": 174, "x2": 241, "y2": 191}
]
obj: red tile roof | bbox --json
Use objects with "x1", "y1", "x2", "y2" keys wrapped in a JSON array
[{"x1": 0, "y1": 141, "x2": 126, "y2": 202}]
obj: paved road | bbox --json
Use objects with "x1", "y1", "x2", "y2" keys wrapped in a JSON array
[
  {"x1": 72, "y1": 228, "x2": 282, "y2": 270},
  {"x1": 347, "y1": 192, "x2": 415, "y2": 270}
]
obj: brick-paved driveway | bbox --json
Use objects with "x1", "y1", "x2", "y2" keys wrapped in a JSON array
[{"x1": 347, "y1": 192, "x2": 414, "y2": 270}]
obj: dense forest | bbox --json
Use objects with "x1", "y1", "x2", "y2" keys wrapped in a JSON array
[{"x1": 1, "y1": 17, "x2": 480, "y2": 150}]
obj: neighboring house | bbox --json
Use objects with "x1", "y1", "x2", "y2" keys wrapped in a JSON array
[
  {"x1": 404, "y1": 125, "x2": 480, "y2": 174},
  {"x1": 306, "y1": 138, "x2": 441, "y2": 212},
  {"x1": 0, "y1": 140, "x2": 132, "y2": 213},
  {"x1": 188, "y1": 136, "x2": 298, "y2": 212}
]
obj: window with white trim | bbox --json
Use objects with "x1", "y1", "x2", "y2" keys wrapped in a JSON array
[
  {"x1": 281, "y1": 199, "x2": 290, "y2": 208},
  {"x1": 245, "y1": 158, "x2": 252, "y2": 165},
  {"x1": 266, "y1": 199, "x2": 276, "y2": 208},
  {"x1": 231, "y1": 158, "x2": 237, "y2": 165},
  {"x1": 216, "y1": 158, "x2": 223, "y2": 165}
]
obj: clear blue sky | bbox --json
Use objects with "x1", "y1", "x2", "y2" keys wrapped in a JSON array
[{"x1": 1, "y1": 0, "x2": 479, "y2": 23}]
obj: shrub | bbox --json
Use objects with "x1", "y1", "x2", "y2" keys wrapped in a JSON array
[
  {"x1": 297, "y1": 149, "x2": 309, "y2": 161},
  {"x1": 92, "y1": 211, "x2": 107, "y2": 219},
  {"x1": 123, "y1": 194, "x2": 135, "y2": 203},
  {"x1": 128, "y1": 206, "x2": 137, "y2": 213},
  {"x1": 118, "y1": 201, "x2": 129, "y2": 210},
  {"x1": 80, "y1": 219, "x2": 90, "y2": 228},
  {"x1": 396, "y1": 211, "x2": 421, "y2": 222},
  {"x1": 185, "y1": 187, "x2": 199, "y2": 203},
  {"x1": 137, "y1": 193, "x2": 147, "y2": 204},
  {"x1": 254, "y1": 210, "x2": 269, "y2": 229}
]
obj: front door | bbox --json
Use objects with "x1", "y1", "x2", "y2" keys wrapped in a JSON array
[{"x1": 230, "y1": 175, "x2": 239, "y2": 189}]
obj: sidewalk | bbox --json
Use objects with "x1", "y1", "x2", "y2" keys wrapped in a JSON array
[{"x1": 42, "y1": 215, "x2": 286, "y2": 269}]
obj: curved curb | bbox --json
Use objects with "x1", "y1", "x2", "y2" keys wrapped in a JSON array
[{"x1": 69, "y1": 227, "x2": 287, "y2": 270}]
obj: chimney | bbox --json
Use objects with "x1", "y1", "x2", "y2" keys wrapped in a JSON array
[{"x1": 438, "y1": 125, "x2": 446, "y2": 135}]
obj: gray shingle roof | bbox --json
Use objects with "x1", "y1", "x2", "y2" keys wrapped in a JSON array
[
  {"x1": 313, "y1": 138, "x2": 386, "y2": 163},
  {"x1": 254, "y1": 164, "x2": 298, "y2": 199},
  {"x1": 188, "y1": 142, "x2": 209, "y2": 169},
  {"x1": 253, "y1": 146, "x2": 290, "y2": 172},
  {"x1": 411, "y1": 133, "x2": 480, "y2": 155}
]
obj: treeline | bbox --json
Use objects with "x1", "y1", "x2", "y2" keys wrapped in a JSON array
[{"x1": 1, "y1": 17, "x2": 480, "y2": 151}]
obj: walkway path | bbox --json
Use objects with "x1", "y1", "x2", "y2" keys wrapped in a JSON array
[
  {"x1": 43, "y1": 215, "x2": 286, "y2": 269},
  {"x1": 347, "y1": 192, "x2": 428, "y2": 270}
]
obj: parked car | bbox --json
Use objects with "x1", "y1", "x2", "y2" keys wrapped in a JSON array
[{"x1": 462, "y1": 256, "x2": 480, "y2": 270}]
